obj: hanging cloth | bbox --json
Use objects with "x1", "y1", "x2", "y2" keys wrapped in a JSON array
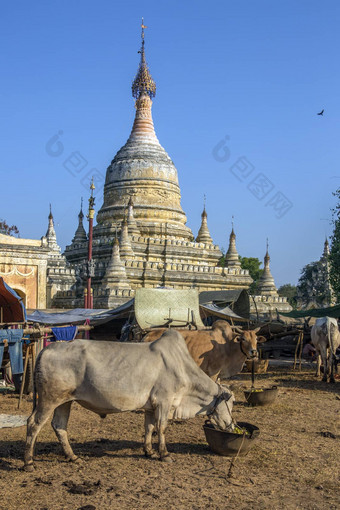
[
  {"x1": 51, "y1": 326, "x2": 78, "y2": 342},
  {"x1": 0, "y1": 329, "x2": 24, "y2": 374}
]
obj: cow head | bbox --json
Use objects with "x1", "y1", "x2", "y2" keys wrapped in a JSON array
[
  {"x1": 233, "y1": 327, "x2": 266, "y2": 359},
  {"x1": 209, "y1": 385, "x2": 235, "y2": 431}
]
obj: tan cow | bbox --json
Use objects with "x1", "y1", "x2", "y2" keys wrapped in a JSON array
[{"x1": 143, "y1": 320, "x2": 265, "y2": 381}]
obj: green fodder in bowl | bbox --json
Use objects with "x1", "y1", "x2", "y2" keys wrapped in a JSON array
[{"x1": 233, "y1": 425, "x2": 251, "y2": 436}]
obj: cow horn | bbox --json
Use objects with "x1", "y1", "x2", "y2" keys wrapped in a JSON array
[{"x1": 232, "y1": 327, "x2": 244, "y2": 334}]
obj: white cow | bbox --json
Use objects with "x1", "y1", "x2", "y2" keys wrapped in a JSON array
[
  {"x1": 24, "y1": 330, "x2": 235, "y2": 471},
  {"x1": 311, "y1": 317, "x2": 340, "y2": 383}
]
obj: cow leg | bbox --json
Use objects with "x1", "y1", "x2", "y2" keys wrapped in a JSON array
[
  {"x1": 52, "y1": 401, "x2": 78, "y2": 462},
  {"x1": 315, "y1": 354, "x2": 321, "y2": 377},
  {"x1": 320, "y1": 346, "x2": 328, "y2": 382},
  {"x1": 155, "y1": 405, "x2": 172, "y2": 462},
  {"x1": 329, "y1": 356, "x2": 335, "y2": 384},
  {"x1": 24, "y1": 403, "x2": 55, "y2": 471},
  {"x1": 143, "y1": 411, "x2": 157, "y2": 459}
]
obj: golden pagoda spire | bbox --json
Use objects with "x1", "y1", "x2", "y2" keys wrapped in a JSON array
[{"x1": 132, "y1": 18, "x2": 156, "y2": 100}]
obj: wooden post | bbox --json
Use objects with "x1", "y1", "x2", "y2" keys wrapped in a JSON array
[
  {"x1": 293, "y1": 334, "x2": 300, "y2": 370},
  {"x1": 18, "y1": 343, "x2": 31, "y2": 409},
  {"x1": 298, "y1": 332, "x2": 303, "y2": 370}
]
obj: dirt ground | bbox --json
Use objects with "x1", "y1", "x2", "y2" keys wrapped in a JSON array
[{"x1": 0, "y1": 364, "x2": 339, "y2": 510}]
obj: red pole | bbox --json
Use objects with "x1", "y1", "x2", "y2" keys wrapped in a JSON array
[
  {"x1": 86, "y1": 178, "x2": 95, "y2": 309},
  {"x1": 87, "y1": 215, "x2": 93, "y2": 308}
]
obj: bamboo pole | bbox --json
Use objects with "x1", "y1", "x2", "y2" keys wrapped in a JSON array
[{"x1": 22, "y1": 325, "x2": 92, "y2": 336}]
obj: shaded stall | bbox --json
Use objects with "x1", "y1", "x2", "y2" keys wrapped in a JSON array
[
  {"x1": 199, "y1": 289, "x2": 250, "y2": 321},
  {"x1": 0, "y1": 277, "x2": 27, "y2": 392},
  {"x1": 0, "y1": 277, "x2": 26, "y2": 324},
  {"x1": 199, "y1": 289, "x2": 250, "y2": 319}
]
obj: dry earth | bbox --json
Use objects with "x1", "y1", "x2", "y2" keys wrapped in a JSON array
[{"x1": 0, "y1": 364, "x2": 339, "y2": 510}]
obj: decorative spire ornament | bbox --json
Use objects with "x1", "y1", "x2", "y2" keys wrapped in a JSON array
[
  {"x1": 196, "y1": 197, "x2": 212, "y2": 244},
  {"x1": 72, "y1": 198, "x2": 87, "y2": 243},
  {"x1": 127, "y1": 196, "x2": 140, "y2": 235},
  {"x1": 45, "y1": 204, "x2": 61, "y2": 252},
  {"x1": 120, "y1": 217, "x2": 135, "y2": 259},
  {"x1": 131, "y1": 18, "x2": 156, "y2": 100},
  {"x1": 103, "y1": 235, "x2": 130, "y2": 288},
  {"x1": 256, "y1": 239, "x2": 278, "y2": 296},
  {"x1": 224, "y1": 217, "x2": 241, "y2": 268},
  {"x1": 129, "y1": 19, "x2": 158, "y2": 141}
]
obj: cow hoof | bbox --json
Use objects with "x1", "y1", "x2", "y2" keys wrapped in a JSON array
[
  {"x1": 160, "y1": 456, "x2": 173, "y2": 463},
  {"x1": 23, "y1": 464, "x2": 34, "y2": 472},
  {"x1": 144, "y1": 451, "x2": 158, "y2": 459},
  {"x1": 66, "y1": 455, "x2": 81, "y2": 463}
]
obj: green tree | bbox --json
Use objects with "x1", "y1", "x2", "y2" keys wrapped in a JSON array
[
  {"x1": 239, "y1": 257, "x2": 263, "y2": 294},
  {"x1": 0, "y1": 220, "x2": 19, "y2": 237},
  {"x1": 329, "y1": 188, "x2": 340, "y2": 302},
  {"x1": 297, "y1": 261, "x2": 331, "y2": 307},
  {"x1": 278, "y1": 284, "x2": 297, "y2": 308}
]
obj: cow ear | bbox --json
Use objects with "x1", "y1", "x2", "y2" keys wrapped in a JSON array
[
  {"x1": 256, "y1": 335, "x2": 267, "y2": 343},
  {"x1": 232, "y1": 333, "x2": 240, "y2": 341}
]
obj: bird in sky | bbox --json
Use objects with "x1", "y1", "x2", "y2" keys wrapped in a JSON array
[{"x1": 317, "y1": 109, "x2": 324, "y2": 116}]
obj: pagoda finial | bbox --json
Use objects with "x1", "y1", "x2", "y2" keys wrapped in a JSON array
[
  {"x1": 72, "y1": 197, "x2": 87, "y2": 243},
  {"x1": 196, "y1": 202, "x2": 212, "y2": 244},
  {"x1": 79, "y1": 197, "x2": 84, "y2": 219},
  {"x1": 224, "y1": 221, "x2": 241, "y2": 268},
  {"x1": 202, "y1": 195, "x2": 207, "y2": 217},
  {"x1": 264, "y1": 238, "x2": 270, "y2": 264},
  {"x1": 132, "y1": 18, "x2": 156, "y2": 100},
  {"x1": 49, "y1": 203, "x2": 53, "y2": 220}
]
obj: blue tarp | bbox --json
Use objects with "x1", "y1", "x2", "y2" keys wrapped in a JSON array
[{"x1": 27, "y1": 300, "x2": 134, "y2": 326}]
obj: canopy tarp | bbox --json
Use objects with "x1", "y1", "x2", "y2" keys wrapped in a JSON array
[
  {"x1": 200, "y1": 302, "x2": 248, "y2": 322},
  {"x1": 0, "y1": 277, "x2": 26, "y2": 322},
  {"x1": 199, "y1": 289, "x2": 250, "y2": 319},
  {"x1": 135, "y1": 288, "x2": 204, "y2": 330},
  {"x1": 279, "y1": 303, "x2": 340, "y2": 319},
  {"x1": 28, "y1": 300, "x2": 134, "y2": 326}
]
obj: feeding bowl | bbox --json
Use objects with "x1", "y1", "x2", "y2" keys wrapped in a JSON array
[
  {"x1": 244, "y1": 385, "x2": 279, "y2": 406},
  {"x1": 203, "y1": 421, "x2": 260, "y2": 457}
]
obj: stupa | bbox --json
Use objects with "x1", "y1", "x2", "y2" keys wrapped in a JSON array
[
  {"x1": 54, "y1": 21, "x2": 256, "y2": 308},
  {"x1": 252, "y1": 241, "x2": 291, "y2": 316}
]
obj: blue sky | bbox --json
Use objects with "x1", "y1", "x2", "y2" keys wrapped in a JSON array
[{"x1": 1, "y1": 0, "x2": 339, "y2": 286}]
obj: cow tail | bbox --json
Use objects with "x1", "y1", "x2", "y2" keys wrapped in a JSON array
[{"x1": 328, "y1": 319, "x2": 336, "y2": 358}]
